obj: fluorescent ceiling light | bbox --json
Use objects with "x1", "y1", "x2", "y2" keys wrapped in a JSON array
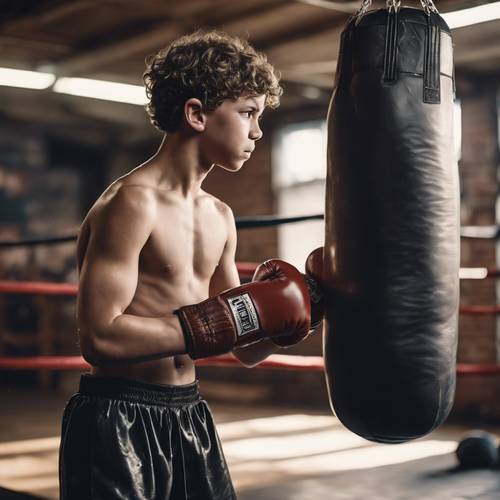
[
  {"x1": 0, "y1": 67, "x2": 55, "y2": 89},
  {"x1": 53, "y1": 77, "x2": 147, "y2": 105},
  {"x1": 442, "y1": 2, "x2": 500, "y2": 29}
]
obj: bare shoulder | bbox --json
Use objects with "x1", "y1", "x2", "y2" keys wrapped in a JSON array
[
  {"x1": 110, "y1": 183, "x2": 158, "y2": 213},
  {"x1": 90, "y1": 182, "x2": 158, "y2": 228},
  {"x1": 77, "y1": 184, "x2": 157, "y2": 265},
  {"x1": 76, "y1": 166, "x2": 161, "y2": 272},
  {"x1": 203, "y1": 192, "x2": 235, "y2": 222}
]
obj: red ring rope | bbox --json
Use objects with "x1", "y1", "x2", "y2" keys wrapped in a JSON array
[
  {"x1": 459, "y1": 305, "x2": 500, "y2": 315},
  {"x1": 0, "y1": 354, "x2": 498, "y2": 376},
  {"x1": 0, "y1": 280, "x2": 77, "y2": 295},
  {"x1": 1, "y1": 280, "x2": 499, "y2": 316}
]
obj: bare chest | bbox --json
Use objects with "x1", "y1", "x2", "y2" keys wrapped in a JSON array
[{"x1": 140, "y1": 197, "x2": 227, "y2": 283}]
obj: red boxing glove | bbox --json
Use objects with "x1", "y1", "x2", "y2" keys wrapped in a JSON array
[
  {"x1": 272, "y1": 247, "x2": 325, "y2": 348},
  {"x1": 174, "y1": 259, "x2": 311, "y2": 359}
]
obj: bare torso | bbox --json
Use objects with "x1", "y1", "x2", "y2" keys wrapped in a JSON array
[{"x1": 76, "y1": 165, "x2": 228, "y2": 385}]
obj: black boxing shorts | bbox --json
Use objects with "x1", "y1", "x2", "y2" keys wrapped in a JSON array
[{"x1": 59, "y1": 374, "x2": 236, "y2": 500}]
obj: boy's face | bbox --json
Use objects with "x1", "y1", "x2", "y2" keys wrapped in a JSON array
[{"x1": 201, "y1": 94, "x2": 265, "y2": 171}]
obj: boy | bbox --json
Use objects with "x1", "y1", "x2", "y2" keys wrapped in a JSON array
[{"x1": 59, "y1": 30, "x2": 318, "y2": 499}]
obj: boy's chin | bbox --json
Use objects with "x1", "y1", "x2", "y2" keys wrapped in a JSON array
[{"x1": 218, "y1": 160, "x2": 245, "y2": 172}]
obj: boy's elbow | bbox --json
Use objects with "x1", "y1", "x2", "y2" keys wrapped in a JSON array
[
  {"x1": 79, "y1": 333, "x2": 98, "y2": 366},
  {"x1": 231, "y1": 350, "x2": 260, "y2": 368},
  {"x1": 81, "y1": 347, "x2": 99, "y2": 366},
  {"x1": 242, "y1": 360, "x2": 261, "y2": 368},
  {"x1": 78, "y1": 327, "x2": 118, "y2": 366},
  {"x1": 79, "y1": 331, "x2": 102, "y2": 366}
]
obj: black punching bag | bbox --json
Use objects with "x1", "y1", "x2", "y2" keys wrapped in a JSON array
[{"x1": 323, "y1": 1, "x2": 459, "y2": 443}]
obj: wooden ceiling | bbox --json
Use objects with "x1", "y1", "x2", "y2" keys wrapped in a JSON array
[{"x1": 1, "y1": 0, "x2": 499, "y2": 145}]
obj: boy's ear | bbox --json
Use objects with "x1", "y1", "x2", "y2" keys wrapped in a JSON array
[{"x1": 184, "y1": 98, "x2": 206, "y2": 132}]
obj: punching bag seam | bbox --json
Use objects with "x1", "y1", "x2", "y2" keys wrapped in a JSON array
[
  {"x1": 350, "y1": 7, "x2": 451, "y2": 34},
  {"x1": 350, "y1": 68, "x2": 453, "y2": 80},
  {"x1": 351, "y1": 20, "x2": 450, "y2": 33}
]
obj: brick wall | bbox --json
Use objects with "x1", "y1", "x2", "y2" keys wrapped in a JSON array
[{"x1": 454, "y1": 75, "x2": 500, "y2": 421}]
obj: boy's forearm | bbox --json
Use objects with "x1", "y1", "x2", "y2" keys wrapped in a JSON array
[
  {"x1": 81, "y1": 313, "x2": 187, "y2": 366},
  {"x1": 232, "y1": 338, "x2": 280, "y2": 367},
  {"x1": 82, "y1": 310, "x2": 281, "y2": 367}
]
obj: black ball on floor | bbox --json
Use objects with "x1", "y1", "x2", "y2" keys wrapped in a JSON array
[{"x1": 455, "y1": 430, "x2": 499, "y2": 469}]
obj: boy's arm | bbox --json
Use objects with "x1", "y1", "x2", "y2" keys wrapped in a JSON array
[
  {"x1": 77, "y1": 186, "x2": 186, "y2": 366},
  {"x1": 209, "y1": 203, "x2": 279, "y2": 368}
]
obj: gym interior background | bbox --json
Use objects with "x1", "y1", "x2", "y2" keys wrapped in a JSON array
[{"x1": 0, "y1": 1, "x2": 499, "y2": 499}]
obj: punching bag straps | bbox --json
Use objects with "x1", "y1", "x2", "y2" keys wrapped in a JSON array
[
  {"x1": 382, "y1": 1, "x2": 400, "y2": 84},
  {"x1": 423, "y1": 12, "x2": 441, "y2": 104}
]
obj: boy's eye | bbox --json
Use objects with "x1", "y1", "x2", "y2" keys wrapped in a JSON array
[{"x1": 242, "y1": 110, "x2": 263, "y2": 121}]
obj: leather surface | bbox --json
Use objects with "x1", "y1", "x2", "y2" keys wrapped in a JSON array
[
  {"x1": 324, "y1": 7, "x2": 460, "y2": 443},
  {"x1": 177, "y1": 260, "x2": 311, "y2": 358},
  {"x1": 59, "y1": 375, "x2": 236, "y2": 499}
]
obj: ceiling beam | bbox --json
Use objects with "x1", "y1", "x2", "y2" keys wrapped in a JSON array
[
  {"x1": 53, "y1": 0, "x2": 285, "y2": 76},
  {"x1": 1, "y1": 1, "x2": 88, "y2": 30}
]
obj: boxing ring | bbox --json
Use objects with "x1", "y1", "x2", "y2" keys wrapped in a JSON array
[{"x1": 1, "y1": 214, "x2": 499, "y2": 378}]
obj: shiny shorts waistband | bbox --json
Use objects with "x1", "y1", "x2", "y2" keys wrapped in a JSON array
[{"x1": 78, "y1": 374, "x2": 201, "y2": 407}]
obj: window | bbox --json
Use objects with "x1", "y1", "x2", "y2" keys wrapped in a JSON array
[{"x1": 273, "y1": 121, "x2": 326, "y2": 268}]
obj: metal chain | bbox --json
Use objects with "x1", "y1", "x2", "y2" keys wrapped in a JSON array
[
  {"x1": 356, "y1": 0, "x2": 438, "y2": 20},
  {"x1": 355, "y1": 0, "x2": 372, "y2": 18},
  {"x1": 420, "y1": 0, "x2": 439, "y2": 15}
]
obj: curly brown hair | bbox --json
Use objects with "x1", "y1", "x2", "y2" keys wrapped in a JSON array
[{"x1": 143, "y1": 30, "x2": 282, "y2": 133}]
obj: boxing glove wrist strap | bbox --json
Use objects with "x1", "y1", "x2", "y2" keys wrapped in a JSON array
[
  {"x1": 175, "y1": 293, "x2": 262, "y2": 359},
  {"x1": 174, "y1": 299, "x2": 235, "y2": 359}
]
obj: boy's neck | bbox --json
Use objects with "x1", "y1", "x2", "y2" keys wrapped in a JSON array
[{"x1": 148, "y1": 133, "x2": 214, "y2": 198}]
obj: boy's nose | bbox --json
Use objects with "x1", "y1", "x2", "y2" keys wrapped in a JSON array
[{"x1": 250, "y1": 123, "x2": 263, "y2": 141}]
